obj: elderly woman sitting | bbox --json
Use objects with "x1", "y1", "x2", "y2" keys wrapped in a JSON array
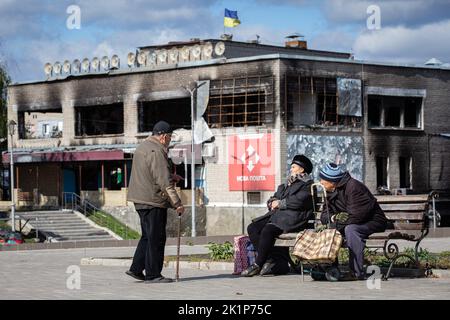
[{"x1": 241, "y1": 155, "x2": 314, "y2": 277}]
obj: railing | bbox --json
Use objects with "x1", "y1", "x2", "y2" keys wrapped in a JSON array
[{"x1": 61, "y1": 192, "x2": 138, "y2": 239}]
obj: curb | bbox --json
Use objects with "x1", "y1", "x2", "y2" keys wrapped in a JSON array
[
  {"x1": 431, "y1": 270, "x2": 450, "y2": 278},
  {"x1": 80, "y1": 257, "x2": 234, "y2": 271}
]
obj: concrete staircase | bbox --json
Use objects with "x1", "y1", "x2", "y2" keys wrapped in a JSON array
[{"x1": 17, "y1": 210, "x2": 117, "y2": 242}]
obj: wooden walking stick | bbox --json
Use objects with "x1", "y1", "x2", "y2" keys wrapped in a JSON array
[{"x1": 176, "y1": 212, "x2": 181, "y2": 282}]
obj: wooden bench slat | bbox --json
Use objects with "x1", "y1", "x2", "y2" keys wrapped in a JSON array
[
  {"x1": 379, "y1": 203, "x2": 427, "y2": 211},
  {"x1": 385, "y1": 212, "x2": 425, "y2": 220},
  {"x1": 393, "y1": 222, "x2": 424, "y2": 230},
  {"x1": 368, "y1": 230, "x2": 422, "y2": 240},
  {"x1": 375, "y1": 195, "x2": 429, "y2": 203}
]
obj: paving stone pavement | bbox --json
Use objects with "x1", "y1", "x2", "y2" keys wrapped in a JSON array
[{"x1": 1, "y1": 247, "x2": 450, "y2": 300}]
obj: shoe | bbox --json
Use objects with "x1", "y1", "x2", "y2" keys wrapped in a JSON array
[
  {"x1": 260, "y1": 261, "x2": 276, "y2": 276},
  {"x1": 125, "y1": 270, "x2": 145, "y2": 281},
  {"x1": 241, "y1": 264, "x2": 261, "y2": 277},
  {"x1": 144, "y1": 276, "x2": 174, "y2": 283}
]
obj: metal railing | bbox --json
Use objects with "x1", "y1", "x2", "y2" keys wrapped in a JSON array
[{"x1": 61, "y1": 192, "x2": 130, "y2": 239}]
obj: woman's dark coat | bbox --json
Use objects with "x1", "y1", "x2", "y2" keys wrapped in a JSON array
[{"x1": 253, "y1": 177, "x2": 314, "y2": 233}]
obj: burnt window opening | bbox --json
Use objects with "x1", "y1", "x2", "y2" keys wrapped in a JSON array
[
  {"x1": 368, "y1": 95, "x2": 422, "y2": 129},
  {"x1": 206, "y1": 76, "x2": 274, "y2": 128},
  {"x1": 138, "y1": 98, "x2": 191, "y2": 133},
  {"x1": 18, "y1": 108, "x2": 63, "y2": 139},
  {"x1": 285, "y1": 76, "x2": 362, "y2": 129},
  {"x1": 75, "y1": 103, "x2": 124, "y2": 136},
  {"x1": 368, "y1": 96, "x2": 381, "y2": 127},
  {"x1": 404, "y1": 98, "x2": 421, "y2": 127},
  {"x1": 385, "y1": 106, "x2": 401, "y2": 127},
  {"x1": 399, "y1": 157, "x2": 412, "y2": 189},
  {"x1": 376, "y1": 156, "x2": 389, "y2": 189}
]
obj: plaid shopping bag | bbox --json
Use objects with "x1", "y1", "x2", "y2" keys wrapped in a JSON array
[{"x1": 292, "y1": 229, "x2": 343, "y2": 263}]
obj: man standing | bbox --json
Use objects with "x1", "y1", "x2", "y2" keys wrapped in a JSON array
[
  {"x1": 319, "y1": 163, "x2": 387, "y2": 280},
  {"x1": 126, "y1": 121, "x2": 184, "y2": 283}
]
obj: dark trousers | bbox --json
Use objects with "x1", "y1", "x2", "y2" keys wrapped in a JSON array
[
  {"x1": 344, "y1": 221, "x2": 385, "y2": 277},
  {"x1": 247, "y1": 216, "x2": 286, "y2": 267},
  {"x1": 130, "y1": 207, "x2": 167, "y2": 280}
]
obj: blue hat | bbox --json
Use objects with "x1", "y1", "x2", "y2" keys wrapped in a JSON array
[{"x1": 319, "y1": 163, "x2": 346, "y2": 182}]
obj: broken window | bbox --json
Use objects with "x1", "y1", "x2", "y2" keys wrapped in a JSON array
[
  {"x1": 399, "y1": 157, "x2": 412, "y2": 189},
  {"x1": 285, "y1": 75, "x2": 362, "y2": 129},
  {"x1": 75, "y1": 103, "x2": 124, "y2": 136},
  {"x1": 18, "y1": 109, "x2": 63, "y2": 139},
  {"x1": 376, "y1": 156, "x2": 389, "y2": 188},
  {"x1": 368, "y1": 95, "x2": 422, "y2": 129},
  {"x1": 206, "y1": 76, "x2": 274, "y2": 128},
  {"x1": 368, "y1": 96, "x2": 381, "y2": 126},
  {"x1": 138, "y1": 98, "x2": 191, "y2": 133}
]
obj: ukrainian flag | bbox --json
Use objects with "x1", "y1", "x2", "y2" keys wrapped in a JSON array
[{"x1": 224, "y1": 9, "x2": 240, "y2": 27}]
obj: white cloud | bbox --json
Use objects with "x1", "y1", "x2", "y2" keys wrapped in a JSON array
[
  {"x1": 353, "y1": 19, "x2": 450, "y2": 64},
  {"x1": 324, "y1": 0, "x2": 450, "y2": 27}
]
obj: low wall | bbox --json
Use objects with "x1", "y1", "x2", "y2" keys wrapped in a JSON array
[{"x1": 205, "y1": 205, "x2": 266, "y2": 236}]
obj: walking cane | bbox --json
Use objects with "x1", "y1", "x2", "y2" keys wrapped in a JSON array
[{"x1": 176, "y1": 212, "x2": 181, "y2": 282}]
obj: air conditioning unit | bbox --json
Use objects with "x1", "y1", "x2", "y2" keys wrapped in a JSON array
[{"x1": 202, "y1": 143, "x2": 216, "y2": 158}]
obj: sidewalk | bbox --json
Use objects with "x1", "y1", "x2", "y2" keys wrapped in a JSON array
[{"x1": 1, "y1": 246, "x2": 450, "y2": 300}]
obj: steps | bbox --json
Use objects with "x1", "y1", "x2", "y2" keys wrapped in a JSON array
[{"x1": 17, "y1": 210, "x2": 117, "y2": 242}]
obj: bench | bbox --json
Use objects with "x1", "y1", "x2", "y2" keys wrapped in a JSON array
[{"x1": 275, "y1": 192, "x2": 435, "y2": 280}]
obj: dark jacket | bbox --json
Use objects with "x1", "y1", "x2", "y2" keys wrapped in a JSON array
[
  {"x1": 127, "y1": 136, "x2": 182, "y2": 208},
  {"x1": 320, "y1": 172, "x2": 387, "y2": 232},
  {"x1": 253, "y1": 176, "x2": 314, "y2": 233}
]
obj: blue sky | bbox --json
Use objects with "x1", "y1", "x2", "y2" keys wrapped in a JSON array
[{"x1": 1, "y1": 0, "x2": 450, "y2": 83}]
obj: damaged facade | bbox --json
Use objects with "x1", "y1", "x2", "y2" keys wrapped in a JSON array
[{"x1": 4, "y1": 38, "x2": 450, "y2": 234}]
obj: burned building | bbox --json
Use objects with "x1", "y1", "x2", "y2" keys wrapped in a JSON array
[{"x1": 4, "y1": 37, "x2": 450, "y2": 234}]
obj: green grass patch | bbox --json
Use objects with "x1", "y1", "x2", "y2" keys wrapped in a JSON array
[{"x1": 87, "y1": 211, "x2": 140, "y2": 240}]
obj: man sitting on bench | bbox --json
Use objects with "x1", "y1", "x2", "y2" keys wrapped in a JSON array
[{"x1": 319, "y1": 163, "x2": 388, "y2": 280}]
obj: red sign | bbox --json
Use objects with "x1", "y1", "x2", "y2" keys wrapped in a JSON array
[{"x1": 228, "y1": 133, "x2": 275, "y2": 191}]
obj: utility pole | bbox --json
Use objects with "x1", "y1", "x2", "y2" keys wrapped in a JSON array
[{"x1": 183, "y1": 81, "x2": 207, "y2": 237}]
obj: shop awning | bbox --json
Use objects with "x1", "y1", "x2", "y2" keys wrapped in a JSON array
[{"x1": 2, "y1": 149, "x2": 124, "y2": 164}]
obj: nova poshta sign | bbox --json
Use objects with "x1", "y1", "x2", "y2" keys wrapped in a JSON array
[{"x1": 228, "y1": 133, "x2": 275, "y2": 191}]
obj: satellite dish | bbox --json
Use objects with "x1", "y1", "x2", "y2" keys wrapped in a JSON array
[
  {"x1": 72, "y1": 59, "x2": 81, "y2": 74},
  {"x1": 180, "y1": 46, "x2": 190, "y2": 61},
  {"x1": 148, "y1": 51, "x2": 157, "y2": 65},
  {"x1": 127, "y1": 52, "x2": 136, "y2": 67},
  {"x1": 137, "y1": 51, "x2": 147, "y2": 66},
  {"x1": 202, "y1": 42, "x2": 213, "y2": 59},
  {"x1": 101, "y1": 56, "x2": 110, "y2": 70},
  {"x1": 53, "y1": 62, "x2": 62, "y2": 75},
  {"x1": 157, "y1": 49, "x2": 168, "y2": 64},
  {"x1": 111, "y1": 55, "x2": 120, "y2": 69},
  {"x1": 214, "y1": 41, "x2": 225, "y2": 56},
  {"x1": 191, "y1": 45, "x2": 201, "y2": 60},
  {"x1": 91, "y1": 57, "x2": 100, "y2": 71},
  {"x1": 168, "y1": 48, "x2": 179, "y2": 64},
  {"x1": 44, "y1": 63, "x2": 53, "y2": 78},
  {"x1": 81, "y1": 58, "x2": 90, "y2": 72},
  {"x1": 62, "y1": 60, "x2": 71, "y2": 74}
]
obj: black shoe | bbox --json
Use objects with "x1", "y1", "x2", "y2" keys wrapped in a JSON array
[
  {"x1": 260, "y1": 261, "x2": 276, "y2": 276},
  {"x1": 241, "y1": 264, "x2": 261, "y2": 277},
  {"x1": 125, "y1": 270, "x2": 145, "y2": 281},
  {"x1": 144, "y1": 276, "x2": 174, "y2": 283}
]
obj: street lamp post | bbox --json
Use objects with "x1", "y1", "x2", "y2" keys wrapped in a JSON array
[
  {"x1": 8, "y1": 120, "x2": 17, "y2": 232},
  {"x1": 183, "y1": 81, "x2": 206, "y2": 237}
]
